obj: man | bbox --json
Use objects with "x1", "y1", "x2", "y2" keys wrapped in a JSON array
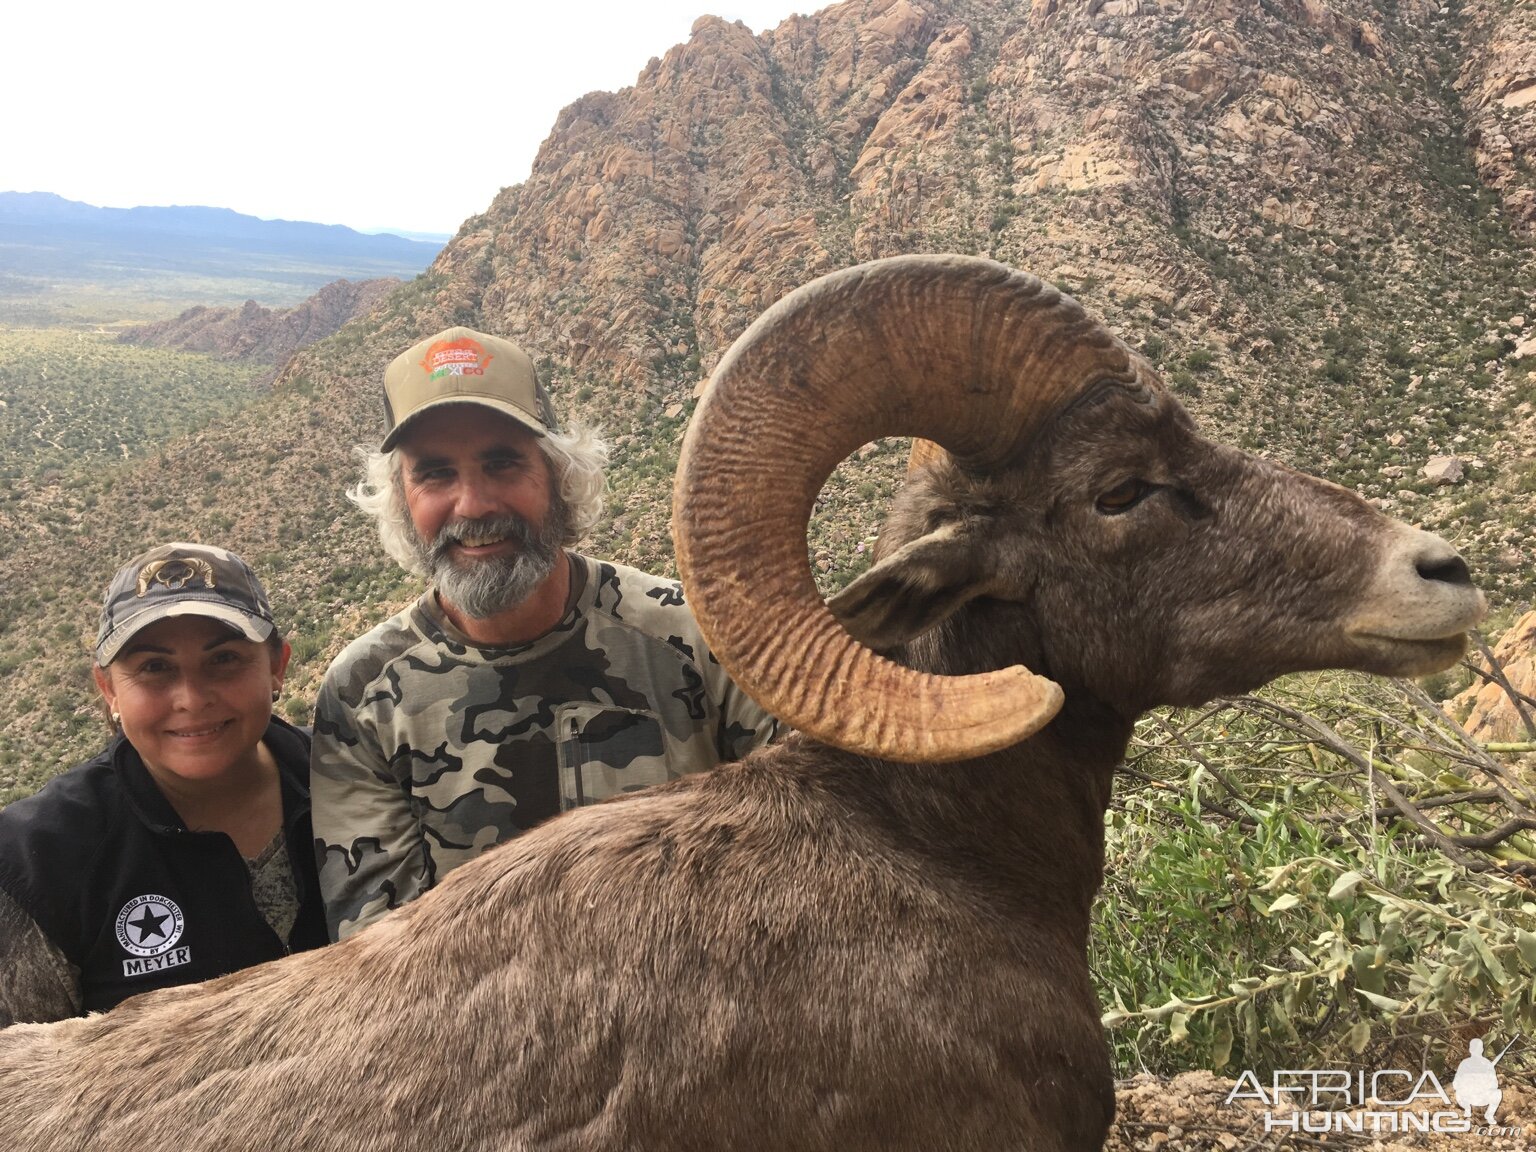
[{"x1": 311, "y1": 326, "x2": 776, "y2": 939}]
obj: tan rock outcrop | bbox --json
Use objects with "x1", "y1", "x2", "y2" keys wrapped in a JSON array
[
  {"x1": 1453, "y1": 612, "x2": 1536, "y2": 744},
  {"x1": 1422, "y1": 456, "x2": 1466, "y2": 484}
]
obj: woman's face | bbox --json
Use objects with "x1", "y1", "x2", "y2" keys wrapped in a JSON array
[{"x1": 93, "y1": 615, "x2": 290, "y2": 790}]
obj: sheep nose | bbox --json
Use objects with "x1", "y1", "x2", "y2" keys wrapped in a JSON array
[
  {"x1": 1415, "y1": 550, "x2": 1472, "y2": 588},
  {"x1": 1349, "y1": 526, "x2": 1486, "y2": 642}
]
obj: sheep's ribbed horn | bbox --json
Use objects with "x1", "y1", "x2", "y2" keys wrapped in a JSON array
[
  {"x1": 673, "y1": 254, "x2": 1144, "y2": 763},
  {"x1": 906, "y1": 437, "x2": 947, "y2": 475}
]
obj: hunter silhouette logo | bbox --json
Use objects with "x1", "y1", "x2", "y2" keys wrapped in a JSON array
[
  {"x1": 1453, "y1": 1036, "x2": 1511, "y2": 1125},
  {"x1": 421, "y1": 337, "x2": 492, "y2": 381}
]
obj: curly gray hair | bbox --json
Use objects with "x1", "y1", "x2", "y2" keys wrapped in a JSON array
[{"x1": 349, "y1": 425, "x2": 609, "y2": 577}]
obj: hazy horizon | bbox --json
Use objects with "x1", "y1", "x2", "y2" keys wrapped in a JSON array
[{"x1": 0, "y1": 190, "x2": 454, "y2": 241}]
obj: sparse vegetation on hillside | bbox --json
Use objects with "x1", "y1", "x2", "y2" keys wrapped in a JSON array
[{"x1": 0, "y1": 330, "x2": 265, "y2": 481}]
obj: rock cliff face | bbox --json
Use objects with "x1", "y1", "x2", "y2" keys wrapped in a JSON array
[
  {"x1": 1, "y1": 0, "x2": 1533, "y2": 785},
  {"x1": 117, "y1": 278, "x2": 398, "y2": 365},
  {"x1": 1459, "y1": 1, "x2": 1536, "y2": 236},
  {"x1": 381, "y1": 0, "x2": 1516, "y2": 426},
  {"x1": 348, "y1": 0, "x2": 1534, "y2": 593},
  {"x1": 413, "y1": 0, "x2": 1529, "y2": 384}
]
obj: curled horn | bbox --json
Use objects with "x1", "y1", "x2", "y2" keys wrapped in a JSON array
[
  {"x1": 906, "y1": 437, "x2": 947, "y2": 476},
  {"x1": 673, "y1": 254, "x2": 1145, "y2": 762}
]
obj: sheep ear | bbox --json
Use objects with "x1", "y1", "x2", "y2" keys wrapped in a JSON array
[{"x1": 827, "y1": 523, "x2": 988, "y2": 650}]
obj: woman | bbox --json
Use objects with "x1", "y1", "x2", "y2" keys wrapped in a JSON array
[{"x1": 0, "y1": 543, "x2": 328, "y2": 1024}]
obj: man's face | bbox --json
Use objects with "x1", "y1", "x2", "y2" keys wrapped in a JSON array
[{"x1": 397, "y1": 405, "x2": 569, "y2": 621}]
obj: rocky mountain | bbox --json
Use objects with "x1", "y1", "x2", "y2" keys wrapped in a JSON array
[
  {"x1": 0, "y1": 0, "x2": 1532, "y2": 794},
  {"x1": 1460, "y1": 1, "x2": 1536, "y2": 236},
  {"x1": 116, "y1": 278, "x2": 400, "y2": 366}
]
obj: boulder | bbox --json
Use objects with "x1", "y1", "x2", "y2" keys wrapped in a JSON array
[
  {"x1": 1452, "y1": 612, "x2": 1536, "y2": 744},
  {"x1": 1421, "y1": 456, "x2": 1465, "y2": 484}
]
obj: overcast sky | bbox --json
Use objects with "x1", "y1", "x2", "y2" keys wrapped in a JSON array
[{"x1": 2, "y1": 1, "x2": 813, "y2": 236}]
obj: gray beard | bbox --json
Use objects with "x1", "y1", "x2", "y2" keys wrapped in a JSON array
[{"x1": 414, "y1": 507, "x2": 568, "y2": 622}]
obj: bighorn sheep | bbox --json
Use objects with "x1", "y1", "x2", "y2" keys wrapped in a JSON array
[{"x1": 0, "y1": 256, "x2": 1484, "y2": 1151}]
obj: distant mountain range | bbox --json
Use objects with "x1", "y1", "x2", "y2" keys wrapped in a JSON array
[
  {"x1": 359, "y1": 227, "x2": 454, "y2": 244},
  {"x1": 0, "y1": 192, "x2": 446, "y2": 319}
]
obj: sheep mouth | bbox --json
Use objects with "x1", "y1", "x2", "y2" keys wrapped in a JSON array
[{"x1": 1343, "y1": 629, "x2": 1470, "y2": 677}]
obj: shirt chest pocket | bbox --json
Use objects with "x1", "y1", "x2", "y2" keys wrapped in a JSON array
[{"x1": 554, "y1": 703, "x2": 670, "y2": 812}]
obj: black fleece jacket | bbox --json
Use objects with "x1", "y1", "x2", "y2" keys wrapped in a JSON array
[{"x1": 0, "y1": 717, "x2": 327, "y2": 1014}]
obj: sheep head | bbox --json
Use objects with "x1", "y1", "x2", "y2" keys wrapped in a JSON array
[{"x1": 673, "y1": 255, "x2": 1485, "y2": 759}]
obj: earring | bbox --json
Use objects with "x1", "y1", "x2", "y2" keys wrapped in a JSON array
[
  {"x1": 272, "y1": 689, "x2": 281, "y2": 703},
  {"x1": 110, "y1": 709, "x2": 121, "y2": 727}
]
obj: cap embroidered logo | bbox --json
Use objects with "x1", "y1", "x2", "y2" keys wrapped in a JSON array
[
  {"x1": 135, "y1": 557, "x2": 216, "y2": 597},
  {"x1": 421, "y1": 337, "x2": 493, "y2": 381}
]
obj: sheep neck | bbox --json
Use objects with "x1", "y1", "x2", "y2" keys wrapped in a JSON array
[
  {"x1": 853, "y1": 607, "x2": 1138, "y2": 936},
  {"x1": 793, "y1": 710, "x2": 1127, "y2": 958}
]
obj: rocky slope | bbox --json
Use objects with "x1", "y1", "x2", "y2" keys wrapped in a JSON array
[
  {"x1": 116, "y1": 278, "x2": 399, "y2": 365},
  {"x1": 0, "y1": 0, "x2": 1532, "y2": 795}
]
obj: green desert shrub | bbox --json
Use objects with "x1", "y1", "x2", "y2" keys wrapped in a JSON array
[{"x1": 1095, "y1": 669, "x2": 1536, "y2": 1082}]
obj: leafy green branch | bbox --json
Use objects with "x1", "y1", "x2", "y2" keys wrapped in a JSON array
[{"x1": 1093, "y1": 644, "x2": 1536, "y2": 1080}]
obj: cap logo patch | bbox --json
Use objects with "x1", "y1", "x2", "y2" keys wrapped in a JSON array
[
  {"x1": 115, "y1": 894, "x2": 192, "y2": 977},
  {"x1": 136, "y1": 557, "x2": 216, "y2": 597},
  {"x1": 421, "y1": 337, "x2": 493, "y2": 382}
]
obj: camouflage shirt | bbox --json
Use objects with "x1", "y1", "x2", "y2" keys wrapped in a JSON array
[{"x1": 311, "y1": 554, "x2": 776, "y2": 940}]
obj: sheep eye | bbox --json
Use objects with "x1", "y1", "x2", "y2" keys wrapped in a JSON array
[{"x1": 1095, "y1": 478, "x2": 1153, "y2": 515}]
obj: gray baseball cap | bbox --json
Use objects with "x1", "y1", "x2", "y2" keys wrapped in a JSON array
[{"x1": 95, "y1": 543, "x2": 276, "y2": 666}]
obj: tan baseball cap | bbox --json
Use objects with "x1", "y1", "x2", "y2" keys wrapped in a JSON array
[{"x1": 380, "y1": 326, "x2": 560, "y2": 451}]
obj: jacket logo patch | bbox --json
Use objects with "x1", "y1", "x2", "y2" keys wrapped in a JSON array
[{"x1": 116, "y1": 894, "x2": 190, "y2": 976}]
